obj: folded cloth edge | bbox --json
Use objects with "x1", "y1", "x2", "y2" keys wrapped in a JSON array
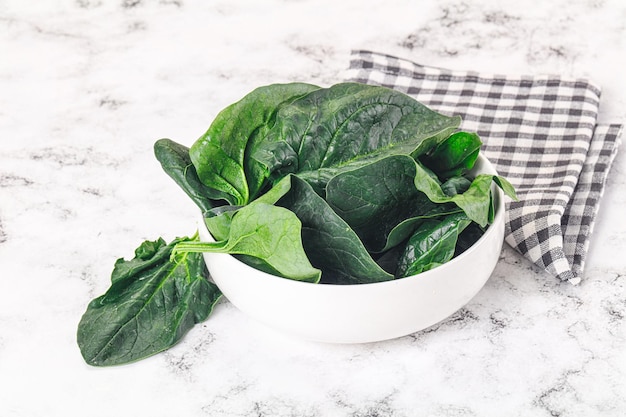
[{"x1": 347, "y1": 49, "x2": 604, "y2": 93}]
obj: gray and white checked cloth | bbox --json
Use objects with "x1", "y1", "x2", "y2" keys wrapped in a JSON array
[{"x1": 345, "y1": 50, "x2": 623, "y2": 284}]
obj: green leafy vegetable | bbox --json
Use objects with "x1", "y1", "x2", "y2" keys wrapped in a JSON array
[
  {"x1": 154, "y1": 138, "x2": 226, "y2": 213},
  {"x1": 252, "y1": 82, "x2": 461, "y2": 195},
  {"x1": 174, "y1": 200, "x2": 321, "y2": 283},
  {"x1": 325, "y1": 154, "x2": 462, "y2": 253},
  {"x1": 441, "y1": 176, "x2": 472, "y2": 196},
  {"x1": 190, "y1": 83, "x2": 320, "y2": 205},
  {"x1": 421, "y1": 131, "x2": 482, "y2": 179},
  {"x1": 326, "y1": 152, "x2": 514, "y2": 231},
  {"x1": 396, "y1": 212, "x2": 472, "y2": 277},
  {"x1": 411, "y1": 159, "x2": 516, "y2": 227},
  {"x1": 277, "y1": 175, "x2": 394, "y2": 284},
  {"x1": 77, "y1": 236, "x2": 222, "y2": 366}
]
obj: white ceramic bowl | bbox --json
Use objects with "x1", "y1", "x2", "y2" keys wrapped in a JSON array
[{"x1": 199, "y1": 155, "x2": 504, "y2": 344}]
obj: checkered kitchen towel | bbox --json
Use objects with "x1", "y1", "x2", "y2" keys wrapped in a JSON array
[{"x1": 346, "y1": 50, "x2": 622, "y2": 284}]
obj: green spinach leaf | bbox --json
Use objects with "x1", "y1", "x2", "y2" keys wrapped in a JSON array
[
  {"x1": 252, "y1": 82, "x2": 461, "y2": 195},
  {"x1": 77, "y1": 236, "x2": 222, "y2": 367},
  {"x1": 411, "y1": 157, "x2": 517, "y2": 227},
  {"x1": 420, "y1": 131, "x2": 482, "y2": 180},
  {"x1": 277, "y1": 175, "x2": 394, "y2": 284},
  {"x1": 379, "y1": 205, "x2": 464, "y2": 253},
  {"x1": 441, "y1": 176, "x2": 472, "y2": 196},
  {"x1": 190, "y1": 83, "x2": 320, "y2": 205},
  {"x1": 396, "y1": 212, "x2": 472, "y2": 277},
  {"x1": 154, "y1": 138, "x2": 226, "y2": 213},
  {"x1": 174, "y1": 200, "x2": 322, "y2": 283},
  {"x1": 326, "y1": 153, "x2": 514, "y2": 256},
  {"x1": 325, "y1": 154, "x2": 462, "y2": 253}
]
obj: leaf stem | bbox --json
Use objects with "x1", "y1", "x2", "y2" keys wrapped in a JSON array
[{"x1": 171, "y1": 240, "x2": 229, "y2": 258}]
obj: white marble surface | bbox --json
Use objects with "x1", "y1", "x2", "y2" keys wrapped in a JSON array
[{"x1": 1, "y1": 0, "x2": 625, "y2": 416}]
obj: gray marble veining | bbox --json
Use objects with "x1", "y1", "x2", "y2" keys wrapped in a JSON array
[{"x1": 1, "y1": 1, "x2": 624, "y2": 416}]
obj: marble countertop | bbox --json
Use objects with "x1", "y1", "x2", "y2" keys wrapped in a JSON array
[{"x1": 1, "y1": 1, "x2": 624, "y2": 416}]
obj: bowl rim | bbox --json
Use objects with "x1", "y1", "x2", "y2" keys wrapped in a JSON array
[{"x1": 199, "y1": 154, "x2": 505, "y2": 290}]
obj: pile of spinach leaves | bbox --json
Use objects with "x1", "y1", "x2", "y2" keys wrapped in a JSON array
[{"x1": 77, "y1": 82, "x2": 516, "y2": 366}]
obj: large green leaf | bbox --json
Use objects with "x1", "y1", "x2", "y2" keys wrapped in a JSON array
[
  {"x1": 190, "y1": 83, "x2": 320, "y2": 205},
  {"x1": 202, "y1": 173, "x2": 294, "y2": 240},
  {"x1": 198, "y1": 176, "x2": 298, "y2": 277},
  {"x1": 412, "y1": 160, "x2": 517, "y2": 227},
  {"x1": 77, "y1": 236, "x2": 222, "y2": 366},
  {"x1": 251, "y1": 82, "x2": 461, "y2": 195},
  {"x1": 277, "y1": 175, "x2": 394, "y2": 284},
  {"x1": 174, "y1": 200, "x2": 321, "y2": 283},
  {"x1": 325, "y1": 154, "x2": 463, "y2": 253},
  {"x1": 420, "y1": 131, "x2": 482, "y2": 180},
  {"x1": 342, "y1": 154, "x2": 515, "y2": 228},
  {"x1": 154, "y1": 138, "x2": 226, "y2": 213},
  {"x1": 396, "y1": 212, "x2": 472, "y2": 277}
]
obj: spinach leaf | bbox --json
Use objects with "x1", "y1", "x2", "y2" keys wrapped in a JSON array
[
  {"x1": 326, "y1": 153, "x2": 514, "y2": 256},
  {"x1": 199, "y1": 177, "x2": 298, "y2": 277},
  {"x1": 379, "y1": 205, "x2": 464, "y2": 253},
  {"x1": 251, "y1": 82, "x2": 461, "y2": 195},
  {"x1": 277, "y1": 175, "x2": 394, "y2": 284},
  {"x1": 441, "y1": 176, "x2": 472, "y2": 196},
  {"x1": 396, "y1": 212, "x2": 472, "y2": 278},
  {"x1": 190, "y1": 83, "x2": 320, "y2": 206},
  {"x1": 325, "y1": 154, "x2": 462, "y2": 253},
  {"x1": 174, "y1": 200, "x2": 322, "y2": 283},
  {"x1": 411, "y1": 158, "x2": 517, "y2": 227},
  {"x1": 204, "y1": 206, "x2": 239, "y2": 241},
  {"x1": 420, "y1": 131, "x2": 482, "y2": 180},
  {"x1": 154, "y1": 138, "x2": 226, "y2": 213},
  {"x1": 77, "y1": 236, "x2": 222, "y2": 367}
]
